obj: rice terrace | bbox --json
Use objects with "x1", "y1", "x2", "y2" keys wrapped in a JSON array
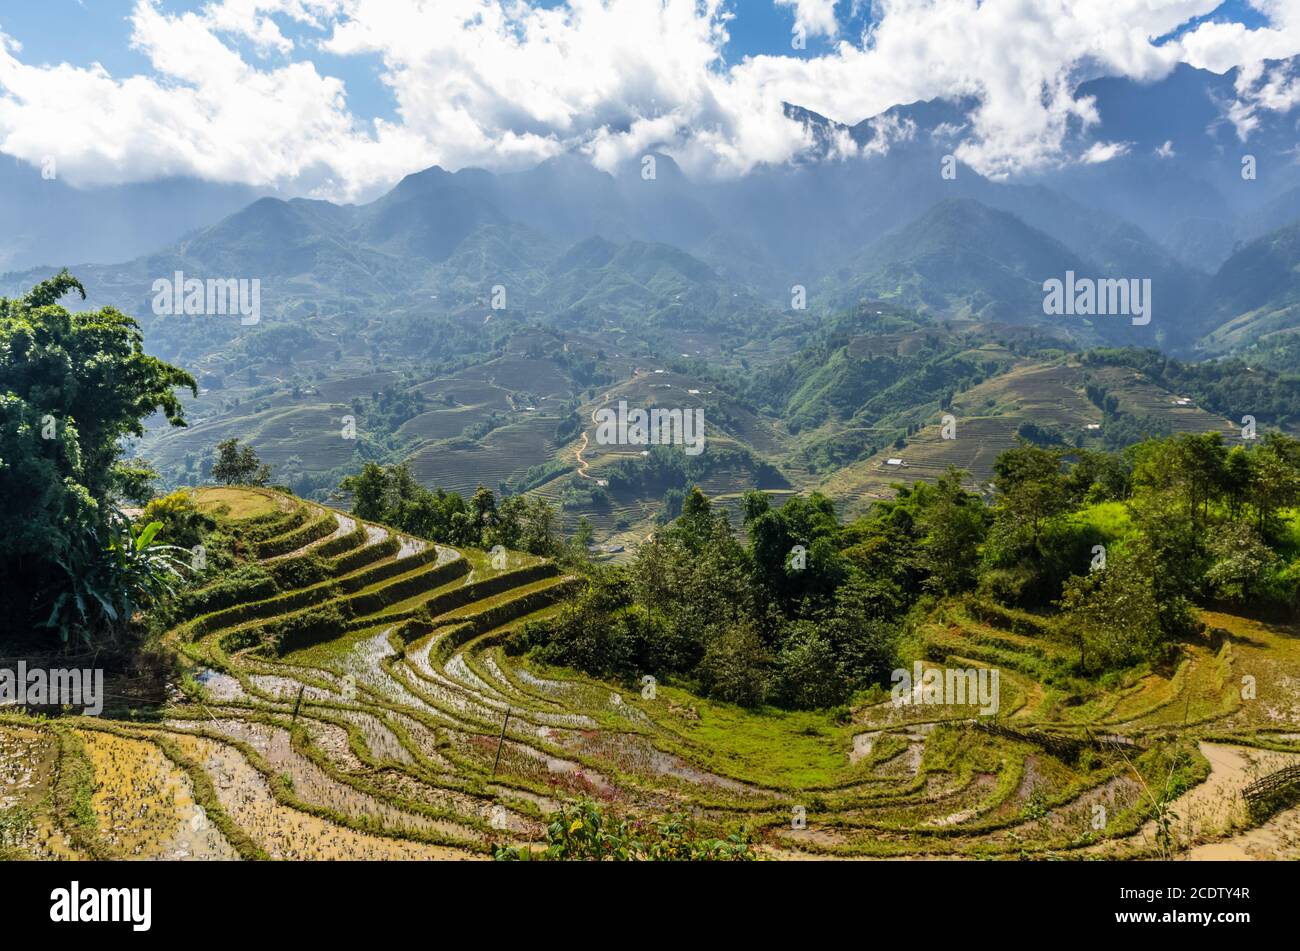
[{"x1": 5, "y1": 480, "x2": 1300, "y2": 863}]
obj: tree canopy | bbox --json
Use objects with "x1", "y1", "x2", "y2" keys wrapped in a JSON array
[{"x1": 0, "y1": 272, "x2": 196, "y2": 642}]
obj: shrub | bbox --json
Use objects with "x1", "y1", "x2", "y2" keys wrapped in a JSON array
[
  {"x1": 139, "y1": 490, "x2": 214, "y2": 550},
  {"x1": 493, "y1": 798, "x2": 755, "y2": 861}
]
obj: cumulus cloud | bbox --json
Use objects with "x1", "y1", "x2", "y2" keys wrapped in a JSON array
[
  {"x1": 0, "y1": 0, "x2": 1296, "y2": 196},
  {"x1": 775, "y1": 0, "x2": 840, "y2": 39},
  {"x1": 1179, "y1": 0, "x2": 1300, "y2": 138}
]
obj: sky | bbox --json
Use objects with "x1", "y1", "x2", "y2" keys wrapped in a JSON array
[{"x1": 0, "y1": 0, "x2": 1296, "y2": 199}]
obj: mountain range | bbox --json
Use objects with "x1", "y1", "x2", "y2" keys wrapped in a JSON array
[{"x1": 4, "y1": 58, "x2": 1300, "y2": 541}]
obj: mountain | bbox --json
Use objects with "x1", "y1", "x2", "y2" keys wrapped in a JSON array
[
  {"x1": 0, "y1": 155, "x2": 263, "y2": 273},
  {"x1": 822, "y1": 199, "x2": 1112, "y2": 333},
  {"x1": 3, "y1": 58, "x2": 1299, "y2": 530},
  {"x1": 1197, "y1": 219, "x2": 1300, "y2": 354},
  {"x1": 810, "y1": 61, "x2": 1300, "y2": 272}
]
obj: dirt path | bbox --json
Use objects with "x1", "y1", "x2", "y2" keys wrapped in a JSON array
[
  {"x1": 574, "y1": 401, "x2": 607, "y2": 482},
  {"x1": 575, "y1": 430, "x2": 594, "y2": 480},
  {"x1": 573, "y1": 375, "x2": 643, "y2": 482}
]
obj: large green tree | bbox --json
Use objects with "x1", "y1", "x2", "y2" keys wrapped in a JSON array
[{"x1": 0, "y1": 272, "x2": 196, "y2": 641}]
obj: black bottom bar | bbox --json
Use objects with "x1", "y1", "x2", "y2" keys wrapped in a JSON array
[{"x1": 1, "y1": 859, "x2": 1278, "y2": 939}]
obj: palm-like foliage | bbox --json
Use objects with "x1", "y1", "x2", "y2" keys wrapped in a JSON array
[{"x1": 44, "y1": 511, "x2": 190, "y2": 645}]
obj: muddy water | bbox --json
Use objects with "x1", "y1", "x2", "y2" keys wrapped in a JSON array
[
  {"x1": 167, "y1": 717, "x2": 434, "y2": 827},
  {"x1": 509, "y1": 662, "x2": 583, "y2": 700},
  {"x1": 165, "y1": 730, "x2": 479, "y2": 859},
  {"x1": 1187, "y1": 801, "x2": 1300, "y2": 859},
  {"x1": 330, "y1": 708, "x2": 415, "y2": 764},
  {"x1": 550, "y1": 729, "x2": 767, "y2": 797},
  {"x1": 850, "y1": 731, "x2": 878, "y2": 764},
  {"x1": 445, "y1": 653, "x2": 512, "y2": 704},
  {"x1": 407, "y1": 638, "x2": 596, "y2": 730},
  {"x1": 1086, "y1": 742, "x2": 1300, "y2": 858},
  {"x1": 388, "y1": 712, "x2": 455, "y2": 771},
  {"x1": 195, "y1": 668, "x2": 246, "y2": 702},
  {"x1": 395, "y1": 536, "x2": 429, "y2": 560},
  {"x1": 268, "y1": 511, "x2": 352, "y2": 561},
  {"x1": 0, "y1": 725, "x2": 83, "y2": 860},
  {"x1": 248, "y1": 674, "x2": 348, "y2": 704},
  {"x1": 1168, "y1": 743, "x2": 1300, "y2": 843},
  {"x1": 83, "y1": 730, "x2": 239, "y2": 860},
  {"x1": 480, "y1": 654, "x2": 565, "y2": 708}
]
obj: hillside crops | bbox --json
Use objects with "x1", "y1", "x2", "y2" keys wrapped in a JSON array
[{"x1": 4, "y1": 486, "x2": 1300, "y2": 860}]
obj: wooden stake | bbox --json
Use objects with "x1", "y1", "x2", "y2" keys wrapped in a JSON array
[{"x1": 491, "y1": 707, "x2": 511, "y2": 777}]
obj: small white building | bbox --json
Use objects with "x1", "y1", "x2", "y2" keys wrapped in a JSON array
[{"x1": 886, "y1": 457, "x2": 905, "y2": 467}]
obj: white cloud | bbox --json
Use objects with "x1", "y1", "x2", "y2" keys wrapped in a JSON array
[
  {"x1": 858, "y1": 112, "x2": 916, "y2": 157},
  {"x1": 1155, "y1": 139, "x2": 1175, "y2": 158},
  {"x1": 1079, "y1": 140, "x2": 1131, "y2": 164},
  {"x1": 775, "y1": 0, "x2": 840, "y2": 39},
  {"x1": 1179, "y1": 0, "x2": 1300, "y2": 138},
  {"x1": 0, "y1": 0, "x2": 1296, "y2": 196}
]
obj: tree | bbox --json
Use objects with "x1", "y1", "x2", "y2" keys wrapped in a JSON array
[
  {"x1": 1132, "y1": 433, "x2": 1226, "y2": 529},
  {"x1": 114, "y1": 457, "x2": 161, "y2": 506},
  {"x1": 696, "y1": 620, "x2": 771, "y2": 708},
  {"x1": 775, "y1": 624, "x2": 843, "y2": 708},
  {"x1": 1204, "y1": 522, "x2": 1278, "y2": 604},
  {"x1": 211, "y1": 438, "x2": 271, "y2": 486},
  {"x1": 917, "y1": 468, "x2": 987, "y2": 594},
  {"x1": 1057, "y1": 546, "x2": 1164, "y2": 673},
  {"x1": 820, "y1": 577, "x2": 899, "y2": 688},
  {"x1": 339, "y1": 461, "x2": 390, "y2": 521},
  {"x1": 0, "y1": 272, "x2": 196, "y2": 641},
  {"x1": 1246, "y1": 439, "x2": 1300, "y2": 537},
  {"x1": 991, "y1": 445, "x2": 1069, "y2": 552},
  {"x1": 569, "y1": 516, "x2": 595, "y2": 553}
]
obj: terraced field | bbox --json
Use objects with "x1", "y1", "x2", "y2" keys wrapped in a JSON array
[
  {"x1": 1087, "y1": 365, "x2": 1239, "y2": 436},
  {"x1": 816, "y1": 357, "x2": 1242, "y2": 519},
  {"x1": 819, "y1": 415, "x2": 1019, "y2": 516},
  {"x1": 5, "y1": 486, "x2": 1300, "y2": 861},
  {"x1": 145, "y1": 401, "x2": 359, "y2": 473},
  {"x1": 407, "y1": 415, "x2": 560, "y2": 496}
]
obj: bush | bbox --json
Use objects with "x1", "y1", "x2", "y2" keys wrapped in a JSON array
[
  {"x1": 977, "y1": 566, "x2": 1036, "y2": 607},
  {"x1": 775, "y1": 627, "x2": 845, "y2": 709},
  {"x1": 271, "y1": 602, "x2": 354, "y2": 653},
  {"x1": 177, "y1": 564, "x2": 277, "y2": 618},
  {"x1": 493, "y1": 798, "x2": 754, "y2": 861},
  {"x1": 266, "y1": 554, "x2": 334, "y2": 590},
  {"x1": 139, "y1": 490, "x2": 214, "y2": 550}
]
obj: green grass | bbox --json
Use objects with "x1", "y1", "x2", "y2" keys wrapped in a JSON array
[{"x1": 191, "y1": 486, "x2": 282, "y2": 520}]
